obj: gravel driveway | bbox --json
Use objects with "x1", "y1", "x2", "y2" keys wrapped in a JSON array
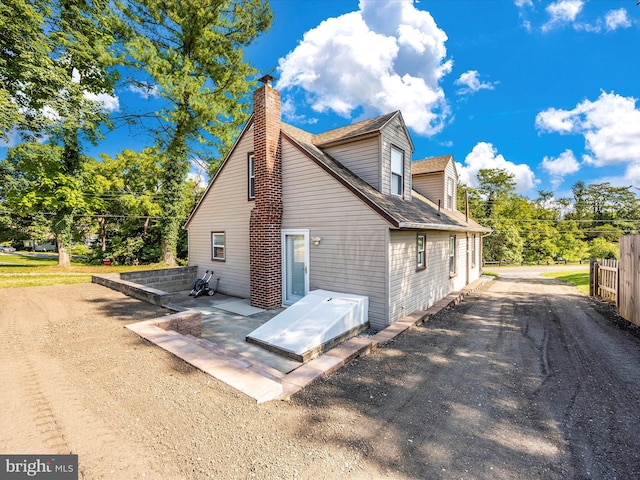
[{"x1": 1, "y1": 272, "x2": 639, "y2": 479}]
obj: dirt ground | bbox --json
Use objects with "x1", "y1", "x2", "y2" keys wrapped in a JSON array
[{"x1": 1, "y1": 275, "x2": 639, "y2": 479}]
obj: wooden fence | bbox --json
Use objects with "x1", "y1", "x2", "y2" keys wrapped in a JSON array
[
  {"x1": 590, "y1": 258, "x2": 619, "y2": 304},
  {"x1": 619, "y1": 235, "x2": 640, "y2": 326},
  {"x1": 590, "y1": 234, "x2": 640, "y2": 327}
]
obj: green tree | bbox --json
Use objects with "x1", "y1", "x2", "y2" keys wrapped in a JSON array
[
  {"x1": 589, "y1": 237, "x2": 618, "y2": 260},
  {"x1": 88, "y1": 148, "x2": 163, "y2": 264},
  {"x1": 476, "y1": 168, "x2": 516, "y2": 218},
  {"x1": 483, "y1": 220, "x2": 523, "y2": 264},
  {"x1": 0, "y1": 0, "x2": 120, "y2": 265},
  {"x1": 522, "y1": 221, "x2": 558, "y2": 264},
  {"x1": 554, "y1": 220, "x2": 588, "y2": 262},
  {"x1": 0, "y1": 0, "x2": 56, "y2": 140},
  {"x1": 117, "y1": 0, "x2": 272, "y2": 265},
  {"x1": 0, "y1": 143, "x2": 99, "y2": 259}
]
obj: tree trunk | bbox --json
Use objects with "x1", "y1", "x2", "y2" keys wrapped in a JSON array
[
  {"x1": 57, "y1": 238, "x2": 71, "y2": 266},
  {"x1": 161, "y1": 238, "x2": 175, "y2": 266},
  {"x1": 53, "y1": 211, "x2": 74, "y2": 267},
  {"x1": 99, "y1": 217, "x2": 107, "y2": 252},
  {"x1": 159, "y1": 118, "x2": 190, "y2": 266}
]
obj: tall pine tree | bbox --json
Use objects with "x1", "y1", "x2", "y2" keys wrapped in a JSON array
[{"x1": 117, "y1": 0, "x2": 272, "y2": 265}]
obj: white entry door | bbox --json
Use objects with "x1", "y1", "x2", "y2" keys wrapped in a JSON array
[{"x1": 282, "y1": 230, "x2": 309, "y2": 305}]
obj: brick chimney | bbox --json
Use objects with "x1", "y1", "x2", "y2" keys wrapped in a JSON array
[{"x1": 249, "y1": 75, "x2": 283, "y2": 309}]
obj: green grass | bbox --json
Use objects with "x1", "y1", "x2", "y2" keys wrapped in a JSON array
[
  {"x1": 0, "y1": 252, "x2": 171, "y2": 288},
  {"x1": 541, "y1": 270, "x2": 590, "y2": 295},
  {"x1": 0, "y1": 274, "x2": 93, "y2": 288},
  {"x1": 482, "y1": 271, "x2": 499, "y2": 277},
  {"x1": 0, "y1": 253, "x2": 59, "y2": 267}
]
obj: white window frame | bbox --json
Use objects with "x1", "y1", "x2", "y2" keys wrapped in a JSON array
[
  {"x1": 471, "y1": 234, "x2": 476, "y2": 268},
  {"x1": 417, "y1": 233, "x2": 426, "y2": 270},
  {"x1": 211, "y1": 232, "x2": 225, "y2": 261},
  {"x1": 449, "y1": 235, "x2": 457, "y2": 276},
  {"x1": 281, "y1": 229, "x2": 309, "y2": 305},
  {"x1": 391, "y1": 146, "x2": 404, "y2": 197},
  {"x1": 446, "y1": 177, "x2": 454, "y2": 210},
  {"x1": 248, "y1": 153, "x2": 255, "y2": 199}
]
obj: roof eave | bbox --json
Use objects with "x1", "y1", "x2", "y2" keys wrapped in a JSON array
[
  {"x1": 314, "y1": 130, "x2": 381, "y2": 149},
  {"x1": 398, "y1": 222, "x2": 492, "y2": 233},
  {"x1": 281, "y1": 130, "x2": 401, "y2": 228},
  {"x1": 183, "y1": 115, "x2": 255, "y2": 229}
]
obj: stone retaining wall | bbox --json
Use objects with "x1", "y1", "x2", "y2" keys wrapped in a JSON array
[
  {"x1": 92, "y1": 266, "x2": 199, "y2": 306},
  {"x1": 156, "y1": 310, "x2": 202, "y2": 337},
  {"x1": 120, "y1": 266, "x2": 198, "y2": 293}
]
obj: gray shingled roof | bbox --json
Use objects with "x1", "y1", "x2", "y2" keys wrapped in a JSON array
[
  {"x1": 412, "y1": 155, "x2": 453, "y2": 175},
  {"x1": 281, "y1": 123, "x2": 489, "y2": 233},
  {"x1": 312, "y1": 111, "x2": 399, "y2": 147}
]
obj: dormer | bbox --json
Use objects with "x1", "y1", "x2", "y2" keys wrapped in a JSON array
[
  {"x1": 313, "y1": 111, "x2": 414, "y2": 199},
  {"x1": 412, "y1": 155, "x2": 459, "y2": 211}
]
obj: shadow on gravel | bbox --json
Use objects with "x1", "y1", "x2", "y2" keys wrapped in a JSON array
[
  {"x1": 292, "y1": 291, "x2": 570, "y2": 479},
  {"x1": 86, "y1": 295, "x2": 170, "y2": 322}
]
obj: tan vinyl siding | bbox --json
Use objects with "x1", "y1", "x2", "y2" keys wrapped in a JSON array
[
  {"x1": 412, "y1": 172, "x2": 444, "y2": 206},
  {"x1": 186, "y1": 126, "x2": 254, "y2": 298},
  {"x1": 323, "y1": 137, "x2": 381, "y2": 191},
  {"x1": 412, "y1": 158, "x2": 458, "y2": 211},
  {"x1": 381, "y1": 122, "x2": 412, "y2": 199},
  {"x1": 282, "y1": 139, "x2": 391, "y2": 330},
  {"x1": 388, "y1": 230, "x2": 452, "y2": 323},
  {"x1": 444, "y1": 160, "x2": 457, "y2": 211}
]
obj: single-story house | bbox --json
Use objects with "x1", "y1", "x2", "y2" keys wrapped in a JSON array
[{"x1": 184, "y1": 76, "x2": 490, "y2": 331}]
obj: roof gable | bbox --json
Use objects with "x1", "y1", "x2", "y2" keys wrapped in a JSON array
[
  {"x1": 184, "y1": 116, "x2": 255, "y2": 228},
  {"x1": 313, "y1": 111, "x2": 413, "y2": 151},
  {"x1": 412, "y1": 154, "x2": 458, "y2": 178},
  {"x1": 186, "y1": 114, "x2": 486, "y2": 233},
  {"x1": 283, "y1": 124, "x2": 487, "y2": 233}
]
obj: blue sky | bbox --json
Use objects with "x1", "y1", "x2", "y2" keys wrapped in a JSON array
[
  {"x1": 245, "y1": 0, "x2": 639, "y2": 198},
  {"x1": 3, "y1": 0, "x2": 638, "y2": 199}
]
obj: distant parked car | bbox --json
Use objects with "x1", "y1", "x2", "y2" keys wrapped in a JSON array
[{"x1": 0, "y1": 246, "x2": 16, "y2": 253}]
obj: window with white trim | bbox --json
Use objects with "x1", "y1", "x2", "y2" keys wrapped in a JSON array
[
  {"x1": 248, "y1": 154, "x2": 255, "y2": 199},
  {"x1": 417, "y1": 234, "x2": 426, "y2": 269},
  {"x1": 391, "y1": 147, "x2": 404, "y2": 196},
  {"x1": 212, "y1": 232, "x2": 225, "y2": 260},
  {"x1": 446, "y1": 177, "x2": 454, "y2": 210},
  {"x1": 470, "y1": 234, "x2": 476, "y2": 268},
  {"x1": 449, "y1": 235, "x2": 457, "y2": 276}
]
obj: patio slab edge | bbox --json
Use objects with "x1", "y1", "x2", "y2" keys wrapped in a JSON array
[
  {"x1": 277, "y1": 275, "x2": 493, "y2": 400},
  {"x1": 123, "y1": 275, "x2": 493, "y2": 403}
]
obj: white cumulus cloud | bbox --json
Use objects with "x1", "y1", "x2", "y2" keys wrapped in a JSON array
[
  {"x1": 605, "y1": 8, "x2": 632, "y2": 31},
  {"x1": 541, "y1": 149, "x2": 580, "y2": 187},
  {"x1": 457, "y1": 142, "x2": 537, "y2": 194},
  {"x1": 542, "y1": 149, "x2": 580, "y2": 176},
  {"x1": 277, "y1": 0, "x2": 452, "y2": 136},
  {"x1": 127, "y1": 83, "x2": 160, "y2": 100},
  {"x1": 542, "y1": 0, "x2": 584, "y2": 31},
  {"x1": 84, "y1": 91, "x2": 119, "y2": 112},
  {"x1": 536, "y1": 91, "x2": 640, "y2": 167},
  {"x1": 454, "y1": 70, "x2": 496, "y2": 96}
]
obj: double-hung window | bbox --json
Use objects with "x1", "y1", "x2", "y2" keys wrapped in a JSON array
[
  {"x1": 446, "y1": 177, "x2": 454, "y2": 210},
  {"x1": 449, "y1": 235, "x2": 456, "y2": 276},
  {"x1": 391, "y1": 147, "x2": 404, "y2": 196},
  {"x1": 212, "y1": 232, "x2": 225, "y2": 261},
  {"x1": 248, "y1": 154, "x2": 255, "y2": 199},
  {"x1": 470, "y1": 235, "x2": 476, "y2": 268},
  {"x1": 417, "y1": 234, "x2": 426, "y2": 270}
]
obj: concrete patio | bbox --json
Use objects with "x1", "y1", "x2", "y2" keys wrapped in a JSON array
[{"x1": 95, "y1": 269, "x2": 493, "y2": 403}]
